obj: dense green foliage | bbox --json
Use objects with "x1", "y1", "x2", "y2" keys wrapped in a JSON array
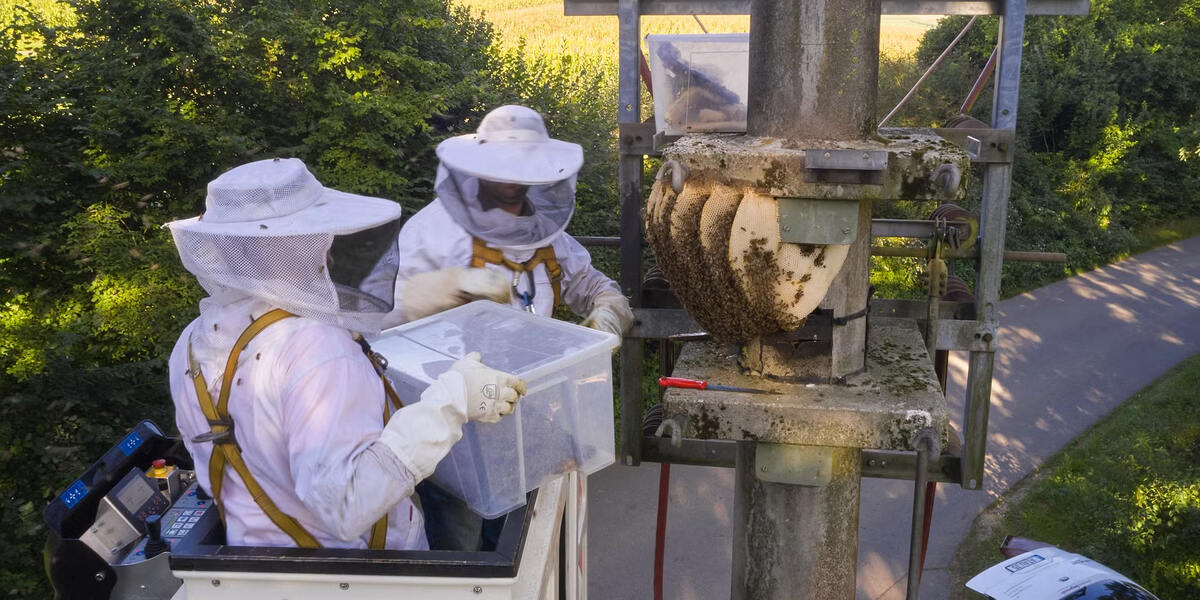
[
  {"x1": 0, "y1": 1, "x2": 615, "y2": 596},
  {"x1": 886, "y1": 1, "x2": 1200, "y2": 295},
  {"x1": 955, "y1": 353, "x2": 1200, "y2": 598},
  {"x1": 4, "y1": 0, "x2": 1200, "y2": 596}
]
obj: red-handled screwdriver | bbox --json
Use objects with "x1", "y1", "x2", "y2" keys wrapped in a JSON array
[{"x1": 658, "y1": 377, "x2": 778, "y2": 395}]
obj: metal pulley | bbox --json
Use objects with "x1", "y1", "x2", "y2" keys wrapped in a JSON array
[{"x1": 929, "y1": 203, "x2": 978, "y2": 249}]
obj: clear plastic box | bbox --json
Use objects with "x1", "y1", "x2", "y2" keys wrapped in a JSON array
[
  {"x1": 372, "y1": 301, "x2": 619, "y2": 518},
  {"x1": 647, "y1": 33, "x2": 749, "y2": 136}
]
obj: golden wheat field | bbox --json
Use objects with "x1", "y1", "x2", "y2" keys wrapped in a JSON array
[{"x1": 458, "y1": 0, "x2": 939, "y2": 59}]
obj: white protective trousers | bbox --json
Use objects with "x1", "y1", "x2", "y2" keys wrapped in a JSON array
[
  {"x1": 392, "y1": 198, "x2": 621, "y2": 321},
  {"x1": 168, "y1": 297, "x2": 446, "y2": 550}
]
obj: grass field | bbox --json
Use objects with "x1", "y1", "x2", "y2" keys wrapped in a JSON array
[
  {"x1": 459, "y1": 0, "x2": 939, "y2": 59},
  {"x1": 950, "y1": 353, "x2": 1200, "y2": 598}
]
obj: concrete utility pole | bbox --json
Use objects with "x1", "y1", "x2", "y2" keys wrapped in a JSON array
[
  {"x1": 736, "y1": 3, "x2": 883, "y2": 596},
  {"x1": 748, "y1": 0, "x2": 881, "y2": 141}
]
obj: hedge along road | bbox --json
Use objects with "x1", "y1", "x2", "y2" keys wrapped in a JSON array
[{"x1": 587, "y1": 234, "x2": 1200, "y2": 600}]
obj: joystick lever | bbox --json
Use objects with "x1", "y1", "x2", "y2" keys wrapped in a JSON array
[{"x1": 143, "y1": 514, "x2": 170, "y2": 558}]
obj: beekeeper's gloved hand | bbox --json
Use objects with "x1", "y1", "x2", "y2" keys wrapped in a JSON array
[
  {"x1": 451, "y1": 352, "x2": 526, "y2": 423},
  {"x1": 377, "y1": 354, "x2": 524, "y2": 480},
  {"x1": 582, "y1": 290, "x2": 634, "y2": 343},
  {"x1": 400, "y1": 267, "x2": 510, "y2": 322}
]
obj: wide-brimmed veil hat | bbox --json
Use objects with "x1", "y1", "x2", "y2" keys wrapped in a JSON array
[
  {"x1": 435, "y1": 106, "x2": 582, "y2": 250},
  {"x1": 436, "y1": 105, "x2": 584, "y2": 184},
  {"x1": 166, "y1": 158, "x2": 403, "y2": 333}
]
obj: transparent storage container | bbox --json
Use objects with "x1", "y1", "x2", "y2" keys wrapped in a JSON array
[
  {"x1": 372, "y1": 301, "x2": 619, "y2": 518},
  {"x1": 647, "y1": 33, "x2": 749, "y2": 135}
]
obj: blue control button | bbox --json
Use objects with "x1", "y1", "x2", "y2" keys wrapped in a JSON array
[
  {"x1": 60, "y1": 480, "x2": 90, "y2": 509},
  {"x1": 118, "y1": 430, "x2": 144, "y2": 456}
]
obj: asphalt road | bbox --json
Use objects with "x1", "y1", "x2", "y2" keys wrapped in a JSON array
[{"x1": 588, "y1": 235, "x2": 1200, "y2": 599}]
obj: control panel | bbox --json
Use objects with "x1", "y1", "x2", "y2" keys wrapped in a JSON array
[
  {"x1": 118, "y1": 483, "x2": 217, "y2": 565},
  {"x1": 79, "y1": 468, "x2": 171, "y2": 563}
]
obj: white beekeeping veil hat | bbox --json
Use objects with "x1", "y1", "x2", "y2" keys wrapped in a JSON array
[
  {"x1": 166, "y1": 158, "x2": 403, "y2": 333},
  {"x1": 434, "y1": 105, "x2": 583, "y2": 250}
]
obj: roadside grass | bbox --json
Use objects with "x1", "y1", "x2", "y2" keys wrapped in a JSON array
[
  {"x1": 1129, "y1": 216, "x2": 1200, "y2": 257},
  {"x1": 949, "y1": 353, "x2": 1200, "y2": 599}
]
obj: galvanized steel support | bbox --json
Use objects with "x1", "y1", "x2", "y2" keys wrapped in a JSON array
[
  {"x1": 617, "y1": 0, "x2": 645, "y2": 466},
  {"x1": 961, "y1": 2, "x2": 1026, "y2": 490}
]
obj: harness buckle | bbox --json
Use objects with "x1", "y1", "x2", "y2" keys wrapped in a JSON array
[
  {"x1": 367, "y1": 351, "x2": 388, "y2": 375},
  {"x1": 192, "y1": 429, "x2": 235, "y2": 445},
  {"x1": 194, "y1": 418, "x2": 235, "y2": 444}
]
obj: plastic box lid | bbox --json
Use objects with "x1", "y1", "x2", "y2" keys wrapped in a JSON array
[
  {"x1": 372, "y1": 301, "x2": 619, "y2": 518},
  {"x1": 647, "y1": 33, "x2": 749, "y2": 136}
]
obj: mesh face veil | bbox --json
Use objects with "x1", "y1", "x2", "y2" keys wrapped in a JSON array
[
  {"x1": 434, "y1": 105, "x2": 584, "y2": 250},
  {"x1": 167, "y1": 158, "x2": 403, "y2": 333},
  {"x1": 435, "y1": 165, "x2": 577, "y2": 250}
]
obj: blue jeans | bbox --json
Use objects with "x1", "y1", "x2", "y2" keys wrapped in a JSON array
[{"x1": 416, "y1": 481, "x2": 505, "y2": 551}]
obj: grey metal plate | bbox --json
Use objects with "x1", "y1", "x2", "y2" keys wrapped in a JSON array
[
  {"x1": 778, "y1": 198, "x2": 860, "y2": 245},
  {"x1": 805, "y1": 149, "x2": 888, "y2": 171},
  {"x1": 931, "y1": 127, "x2": 1016, "y2": 163},
  {"x1": 565, "y1": 0, "x2": 1088, "y2": 16},
  {"x1": 756, "y1": 443, "x2": 834, "y2": 486}
]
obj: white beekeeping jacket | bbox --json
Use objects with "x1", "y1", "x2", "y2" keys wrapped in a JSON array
[
  {"x1": 390, "y1": 198, "x2": 620, "y2": 323},
  {"x1": 169, "y1": 296, "x2": 426, "y2": 549}
]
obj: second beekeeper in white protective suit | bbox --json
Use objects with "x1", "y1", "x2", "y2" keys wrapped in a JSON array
[
  {"x1": 165, "y1": 158, "x2": 525, "y2": 550},
  {"x1": 382, "y1": 104, "x2": 634, "y2": 339}
]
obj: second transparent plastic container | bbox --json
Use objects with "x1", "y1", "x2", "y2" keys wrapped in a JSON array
[
  {"x1": 647, "y1": 33, "x2": 749, "y2": 135},
  {"x1": 372, "y1": 301, "x2": 618, "y2": 518}
]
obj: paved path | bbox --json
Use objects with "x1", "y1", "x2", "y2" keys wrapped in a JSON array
[{"x1": 589, "y1": 235, "x2": 1200, "y2": 599}]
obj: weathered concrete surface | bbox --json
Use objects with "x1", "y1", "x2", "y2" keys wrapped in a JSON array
[
  {"x1": 747, "y1": 0, "x2": 881, "y2": 139},
  {"x1": 732, "y1": 444, "x2": 862, "y2": 600},
  {"x1": 664, "y1": 317, "x2": 949, "y2": 450},
  {"x1": 660, "y1": 131, "x2": 971, "y2": 203},
  {"x1": 589, "y1": 236, "x2": 1200, "y2": 600}
]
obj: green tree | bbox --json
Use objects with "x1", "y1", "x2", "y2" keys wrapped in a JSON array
[
  {"x1": 1, "y1": 1, "x2": 621, "y2": 595},
  {"x1": 892, "y1": 2, "x2": 1200, "y2": 294}
]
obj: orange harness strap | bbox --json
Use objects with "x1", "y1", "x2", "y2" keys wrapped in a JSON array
[
  {"x1": 188, "y1": 309, "x2": 396, "y2": 550},
  {"x1": 469, "y1": 237, "x2": 563, "y2": 309}
]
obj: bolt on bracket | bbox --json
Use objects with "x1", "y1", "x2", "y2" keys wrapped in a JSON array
[
  {"x1": 778, "y1": 197, "x2": 860, "y2": 245},
  {"x1": 755, "y1": 443, "x2": 834, "y2": 486}
]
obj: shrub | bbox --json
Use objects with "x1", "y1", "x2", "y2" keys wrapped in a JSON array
[{"x1": 0, "y1": 1, "x2": 622, "y2": 596}]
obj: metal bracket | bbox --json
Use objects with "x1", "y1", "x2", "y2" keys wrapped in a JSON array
[
  {"x1": 629, "y1": 308, "x2": 706, "y2": 339},
  {"x1": 803, "y1": 149, "x2": 888, "y2": 185},
  {"x1": 755, "y1": 444, "x2": 834, "y2": 486},
  {"x1": 652, "y1": 131, "x2": 681, "y2": 155},
  {"x1": 619, "y1": 122, "x2": 657, "y2": 156},
  {"x1": 932, "y1": 127, "x2": 1015, "y2": 163},
  {"x1": 778, "y1": 198, "x2": 861, "y2": 244},
  {"x1": 935, "y1": 319, "x2": 998, "y2": 352}
]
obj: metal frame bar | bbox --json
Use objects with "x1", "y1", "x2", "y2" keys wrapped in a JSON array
[
  {"x1": 640, "y1": 437, "x2": 962, "y2": 483},
  {"x1": 608, "y1": 0, "x2": 1031, "y2": 483},
  {"x1": 566, "y1": 0, "x2": 1085, "y2": 16},
  {"x1": 617, "y1": 0, "x2": 645, "y2": 467},
  {"x1": 960, "y1": 0, "x2": 1026, "y2": 491}
]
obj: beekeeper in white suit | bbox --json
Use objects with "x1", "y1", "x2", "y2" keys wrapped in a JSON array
[
  {"x1": 165, "y1": 157, "x2": 525, "y2": 550},
  {"x1": 384, "y1": 104, "x2": 634, "y2": 338}
]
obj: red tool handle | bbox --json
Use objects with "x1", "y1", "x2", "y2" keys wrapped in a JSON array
[{"x1": 658, "y1": 377, "x2": 708, "y2": 390}]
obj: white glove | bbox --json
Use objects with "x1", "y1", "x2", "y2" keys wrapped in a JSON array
[
  {"x1": 582, "y1": 290, "x2": 634, "y2": 342},
  {"x1": 400, "y1": 267, "x2": 511, "y2": 322},
  {"x1": 377, "y1": 371, "x2": 470, "y2": 481},
  {"x1": 451, "y1": 352, "x2": 526, "y2": 423}
]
